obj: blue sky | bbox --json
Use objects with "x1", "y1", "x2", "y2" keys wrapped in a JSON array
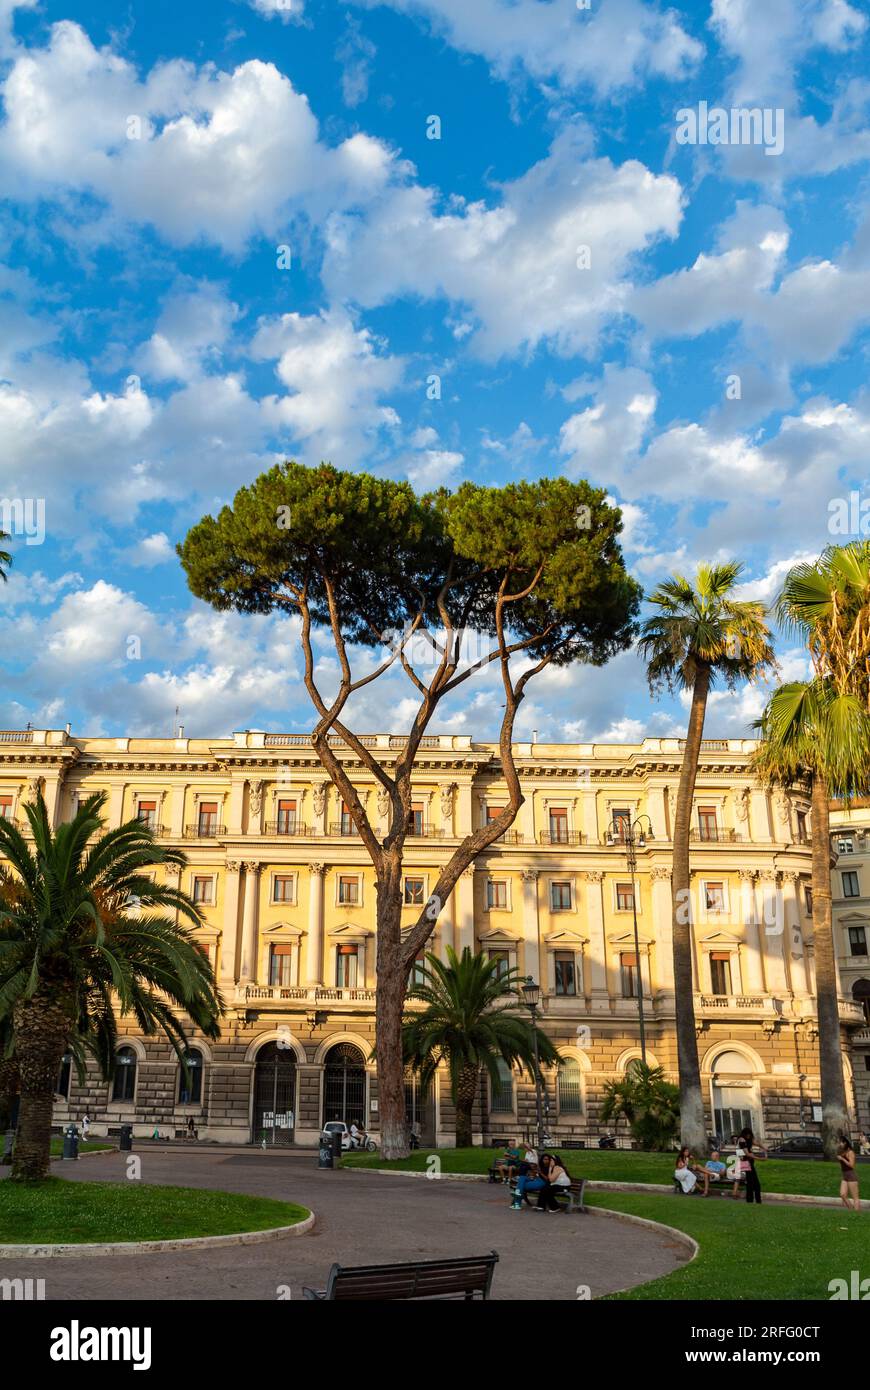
[{"x1": 1, "y1": 0, "x2": 869, "y2": 741}]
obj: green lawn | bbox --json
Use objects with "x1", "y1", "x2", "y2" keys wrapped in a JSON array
[
  {"x1": 588, "y1": 1190, "x2": 867, "y2": 1300},
  {"x1": 49, "y1": 1138, "x2": 112, "y2": 1157},
  {"x1": 342, "y1": 1146, "x2": 870, "y2": 1198},
  {"x1": 0, "y1": 1179, "x2": 309, "y2": 1244}
]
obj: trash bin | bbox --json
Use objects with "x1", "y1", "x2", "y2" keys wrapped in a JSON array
[
  {"x1": 62, "y1": 1124, "x2": 79, "y2": 1160},
  {"x1": 318, "y1": 1136, "x2": 334, "y2": 1169},
  {"x1": 119, "y1": 1124, "x2": 133, "y2": 1152}
]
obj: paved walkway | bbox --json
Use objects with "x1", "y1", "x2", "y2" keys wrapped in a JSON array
[{"x1": 3, "y1": 1149, "x2": 690, "y2": 1300}]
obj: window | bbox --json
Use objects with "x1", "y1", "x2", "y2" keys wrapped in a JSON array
[
  {"x1": 57, "y1": 1053, "x2": 72, "y2": 1098},
  {"x1": 409, "y1": 951, "x2": 427, "y2": 988},
  {"x1": 485, "y1": 804, "x2": 500, "y2": 824},
  {"x1": 269, "y1": 943, "x2": 293, "y2": 987},
  {"x1": 710, "y1": 952, "x2": 732, "y2": 996},
  {"x1": 335, "y1": 944, "x2": 359, "y2": 988},
  {"x1": 489, "y1": 950, "x2": 511, "y2": 983},
  {"x1": 404, "y1": 876, "x2": 425, "y2": 906},
  {"x1": 112, "y1": 1046, "x2": 137, "y2": 1102},
  {"x1": 487, "y1": 879, "x2": 508, "y2": 910},
  {"x1": 0, "y1": 795, "x2": 12, "y2": 819},
  {"x1": 848, "y1": 925, "x2": 868, "y2": 956},
  {"x1": 491, "y1": 1058, "x2": 514, "y2": 1112},
  {"x1": 554, "y1": 952, "x2": 576, "y2": 996},
  {"x1": 409, "y1": 802, "x2": 425, "y2": 836},
  {"x1": 620, "y1": 952, "x2": 639, "y2": 999},
  {"x1": 704, "y1": 881, "x2": 726, "y2": 913},
  {"x1": 137, "y1": 800, "x2": 157, "y2": 829},
  {"x1": 198, "y1": 801, "x2": 218, "y2": 835},
  {"x1": 192, "y1": 876, "x2": 214, "y2": 906},
  {"x1": 697, "y1": 805, "x2": 718, "y2": 841},
  {"x1": 338, "y1": 875, "x2": 360, "y2": 906},
  {"x1": 549, "y1": 807, "x2": 569, "y2": 843},
  {"x1": 616, "y1": 881, "x2": 635, "y2": 911},
  {"x1": 550, "y1": 880, "x2": 572, "y2": 911},
  {"x1": 838, "y1": 836, "x2": 855, "y2": 854},
  {"x1": 277, "y1": 799, "x2": 296, "y2": 834},
  {"x1": 804, "y1": 885, "x2": 814, "y2": 914},
  {"x1": 842, "y1": 871, "x2": 861, "y2": 898},
  {"x1": 178, "y1": 1048, "x2": 203, "y2": 1104},
  {"x1": 272, "y1": 874, "x2": 295, "y2": 904},
  {"x1": 796, "y1": 810, "x2": 808, "y2": 842},
  {"x1": 611, "y1": 808, "x2": 630, "y2": 842},
  {"x1": 557, "y1": 1060, "x2": 583, "y2": 1114}
]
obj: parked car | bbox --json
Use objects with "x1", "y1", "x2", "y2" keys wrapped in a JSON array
[
  {"x1": 320, "y1": 1121, "x2": 377, "y2": 1153},
  {"x1": 768, "y1": 1133, "x2": 825, "y2": 1156}
]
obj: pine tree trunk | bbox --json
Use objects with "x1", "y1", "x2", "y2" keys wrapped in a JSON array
[
  {"x1": 671, "y1": 666, "x2": 710, "y2": 1156},
  {"x1": 375, "y1": 861, "x2": 410, "y2": 1160},
  {"x1": 811, "y1": 775, "x2": 849, "y2": 1158},
  {"x1": 454, "y1": 1064, "x2": 478, "y2": 1149},
  {"x1": 11, "y1": 992, "x2": 70, "y2": 1183}
]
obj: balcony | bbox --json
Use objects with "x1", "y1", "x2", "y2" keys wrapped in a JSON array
[
  {"x1": 137, "y1": 821, "x2": 168, "y2": 837},
  {"x1": 184, "y1": 822, "x2": 226, "y2": 839},
  {"x1": 330, "y1": 821, "x2": 361, "y2": 837},
  {"x1": 851, "y1": 1027, "x2": 870, "y2": 1045},
  {"x1": 241, "y1": 985, "x2": 376, "y2": 1005},
  {"x1": 689, "y1": 828, "x2": 741, "y2": 843},
  {"x1": 264, "y1": 821, "x2": 316, "y2": 837},
  {"x1": 538, "y1": 831, "x2": 585, "y2": 846},
  {"x1": 487, "y1": 829, "x2": 526, "y2": 844}
]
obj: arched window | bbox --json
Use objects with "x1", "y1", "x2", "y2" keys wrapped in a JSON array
[
  {"x1": 178, "y1": 1048, "x2": 204, "y2": 1104},
  {"x1": 112, "y1": 1045, "x2": 138, "y2": 1103},
  {"x1": 56, "y1": 1053, "x2": 72, "y2": 1099},
  {"x1": 557, "y1": 1060, "x2": 583, "y2": 1115},
  {"x1": 322, "y1": 1044, "x2": 366, "y2": 1128},
  {"x1": 625, "y1": 1056, "x2": 645, "y2": 1080},
  {"x1": 711, "y1": 1050, "x2": 752, "y2": 1074},
  {"x1": 491, "y1": 1059, "x2": 514, "y2": 1113}
]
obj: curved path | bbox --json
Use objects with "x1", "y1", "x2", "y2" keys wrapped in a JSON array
[{"x1": 3, "y1": 1149, "x2": 690, "y2": 1300}]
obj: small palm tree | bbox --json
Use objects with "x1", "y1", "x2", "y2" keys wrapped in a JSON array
[
  {"x1": 754, "y1": 682, "x2": 870, "y2": 1157},
  {"x1": 402, "y1": 948, "x2": 561, "y2": 1148},
  {"x1": 638, "y1": 562, "x2": 775, "y2": 1154},
  {"x1": 0, "y1": 532, "x2": 11, "y2": 582},
  {"x1": 0, "y1": 793, "x2": 223, "y2": 1182},
  {"x1": 600, "y1": 1062, "x2": 680, "y2": 1151}
]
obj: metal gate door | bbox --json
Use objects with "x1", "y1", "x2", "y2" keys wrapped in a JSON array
[
  {"x1": 253, "y1": 1042, "x2": 297, "y2": 1145},
  {"x1": 322, "y1": 1043, "x2": 366, "y2": 1128}
]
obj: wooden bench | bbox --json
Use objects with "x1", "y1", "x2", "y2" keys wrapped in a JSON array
[
  {"x1": 302, "y1": 1251, "x2": 499, "y2": 1301},
  {"x1": 510, "y1": 1176, "x2": 588, "y2": 1212},
  {"x1": 673, "y1": 1173, "x2": 744, "y2": 1196}
]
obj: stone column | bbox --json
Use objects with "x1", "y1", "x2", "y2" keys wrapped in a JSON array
[
  {"x1": 305, "y1": 862, "x2": 327, "y2": 986},
  {"x1": 438, "y1": 890, "x2": 455, "y2": 962},
  {"x1": 650, "y1": 866, "x2": 674, "y2": 1003},
  {"x1": 107, "y1": 783, "x2": 125, "y2": 828},
  {"x1": 782, "y1": 871, "x2": 809, "y2": 997},
  {"x1": 581, "y1": 788, "x2": 598, "y2": 845},
  {"x1": 521, "y1": 870, "x2": 540, "y2": 985},
  {"x1": 238, "y1": 862, "x2": 261, "y2": 984},
  {"x1": 455, "y1": 782, "x2": 473, "y2": 838},
  {"x1": 220, "y1": 860, "x2": 242, "y2": 987},
  {"x1": 455, "y1": 866, "x2": 475, "y2": 953},
  {"x1": 740, "y1": 869, "x2": 766, "y2": 992},
  {"x1": 169, "y1": 784, "x2": 186, "y2": 838},
  {"x1": 749, "y1": 790, "x2": 772, "y2": 843},
  {"x1": 759, "y1": 870, "x2": 788, "y2": 993},
  {"x1": 227, "y1": 778, "x2": 245, "y2": 836},
  {"x1": 583, "y1": 871, "x2": 609, "y2": 1008}
]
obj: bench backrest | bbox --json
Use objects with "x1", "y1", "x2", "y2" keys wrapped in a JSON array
[{"x1": 324, "y1": 1252, "x2": 498, "y2": 1301}]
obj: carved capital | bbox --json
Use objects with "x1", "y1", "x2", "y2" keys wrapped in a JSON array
[
  {"x1": 650, "y1": 867, "x2": 671, "y2": 882},
  {"x1": 243, "y1": 861, "x2": 261, "y2": 876},
  {"x1": 521, "y1": 869, "x2": 539, "y2": 882},
  {"x1": 225, "y1": 860, "x2": 241, "y2": 874},
  {"x1": 583, "y1": 870, "x2": 604, "y2": 884},
  {"x1": 738, "y1": 868, "x2": 757, "y2": 881},
  {"x1": 308, "y1": 861, "x2": 327, "y2": 876}
]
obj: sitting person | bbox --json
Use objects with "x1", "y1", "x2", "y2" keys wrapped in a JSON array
[
  {"x1": 535, "y1": 1153, "x2": 572, "y2": 1212},
  {"x1": 703, "y1": 1150, "x2": 727, "y2": 1193},
  {"x1": 349, "y1": 1122, "x2": 367, "y2": 1150},
  {"x1": 495, "y1": 1141, "x2": 522, "y2": 1184},
  {"x1": 511, "y1": 1159, "x2": 545, "y2": 1209},
  {"x1": 674, "y1": 1152, "x2": 698, "y2": 1194}
]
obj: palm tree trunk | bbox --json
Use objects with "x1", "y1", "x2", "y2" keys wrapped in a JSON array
[
  {"x1": 454, "y1": 1063, "x2": 478, "y2": 1149},
  {"x1": 0, "y1": 1054, "x2": 19, "y2": 1165},
  {"x1": 672, "y1": 664, "x2": 710, "y2": 1155},
  {"x1": 11, "y1": 993, "x2": 69, "y2": 1183},
  {"x1": 811, "y1": 774, "x2": 849, "y2": 1158}
]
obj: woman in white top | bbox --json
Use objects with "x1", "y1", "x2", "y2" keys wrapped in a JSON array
[
  {"x1": 674, "y1": 1154, "x2": 698, "y2": 1194},
  {"x1": 535, "y1": 1154, "x2": 572, "y2": 1211}
]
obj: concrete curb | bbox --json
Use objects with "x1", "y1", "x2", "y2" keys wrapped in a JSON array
[
  {"x1": 0, "y1": 1211, "x2": 315, "y2": 1258},
  {"x1": 584, "y1": 1205, "x2": 699, "y2": 1294}
]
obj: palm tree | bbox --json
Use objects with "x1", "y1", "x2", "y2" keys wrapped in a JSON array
[
  {"x1": 402, "y1": 947, "x2": 561, "y2": 1148},
  {"x1": 0, "y1": 793, "x2": 223, "y2": 1182},
  {"x1": 638, "y1": 562, "x2": 776, "y2": 1154},
  {"x1": 0, "y1": 531, "x2": 11, "y2": 582},
  {"x1": 753, "y1": 681, "x2": 870, "y2": 1156},
  {"x1": 600, "y1": 1061, "x2": 680, "y2": 1151}
]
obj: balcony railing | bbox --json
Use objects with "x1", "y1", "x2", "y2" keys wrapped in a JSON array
[
  {"x1": 264, "y1": 821, "x2": 316, "y2": 837},
  {"x1": 698, "y1": 993, "x2": 769, "y2": 1010},
  {"x1": 852, "y1": 1027, "x2": 870, "y2": 1044},
  {"x1": 0, "y1": 730, "x2": 33, "y2": 743},
  {"x1": 689, "y1": 828, "x2": 741, "y2": 843},
  {"x1": 487, "y1": 829, "x2": 526, "y2": 844},
  {"x1": 679, "y1": 739, "x2": 730, "y2": 752},
  {"x1": 137, "y1": 822, "x2": 168, "y2": 837},
  {"x1": 330, "y1": 821, "x2": 361, "y2": 837},
  {"x1": 538, "y1": 831, "x2": 585, "y2": 846},
  {"x1": 242, "y1": 985, "x2": 376, "y2": 1003},
  {"x1": 184, "y1": 822, "x2": 227, "y2": 839}
]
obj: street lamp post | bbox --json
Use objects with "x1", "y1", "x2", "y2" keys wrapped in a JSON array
[
  {"x1": 521, "y1": 977, "x2": 545, "y2": 1154},
  {"x1": 605, "y1": 815, "x2": 653, "y2": 1066}
]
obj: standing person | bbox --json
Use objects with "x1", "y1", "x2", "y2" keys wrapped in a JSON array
[
  {"x1": 857, "y1": 1129, "x2": 869, "y2": 1157},
  {"x1": 738, "y1": 1127, "x2": 765, "y2": 1204},
  {"x1": 81, "y1": 1112, "x2": 90, "y2": 1141},
  {"x1": 535, "y1": 1153, "x2": 571, "y2": 1212},
  {"x1": 836, "y1": 1135, "x2": 860, "y2": 1213}
]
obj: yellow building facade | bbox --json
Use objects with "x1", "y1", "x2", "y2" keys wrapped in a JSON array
[{"x1": 1, "y1": 727, "x2": 865, "y2": 1147}]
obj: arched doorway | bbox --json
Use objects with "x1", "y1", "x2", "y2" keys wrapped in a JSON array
[
  {"x1": 709, "y1": 1049, "x2": 759, "y2": 1141},
  {"x1": 322, "y1": 1043, "x2": 366, "y2": 1128},
  {"x1": 253, "y1": 1042, "x2": 297, "y2": 1146}
]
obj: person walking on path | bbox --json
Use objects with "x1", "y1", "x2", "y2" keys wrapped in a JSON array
[
  {"x1": 836, "y1": 1136, "x2": 861, "y2": 1213},
  {"x1": 738, "y1": 1127, "x2": 765, "y2": 1204}
]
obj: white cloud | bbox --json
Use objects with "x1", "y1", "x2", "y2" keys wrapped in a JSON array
[
  {"x1": 351, "y1": 0, "x2": 702, "y2": 95},
  {"x1": 249, "y1": 0, "x2": 306, "y2": 20},
  {"x1": 325, "y1": 128, "x2": 683, "y2": 359},
  {"x1": 127, "y1": 533, "x2": 174, "y2": 568}
]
